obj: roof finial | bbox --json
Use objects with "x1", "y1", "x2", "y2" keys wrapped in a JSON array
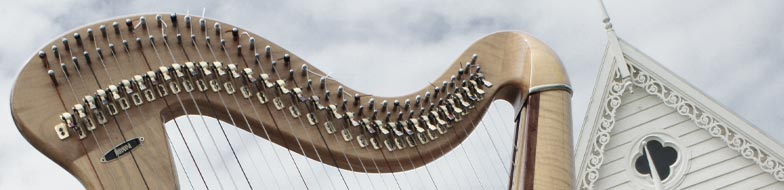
[
  {"x1": 598, "y1": 0, "x2": 631, "y2": 80},
  {"x1": 598, "y1": 0, "x2": 613, "y2": 30}
]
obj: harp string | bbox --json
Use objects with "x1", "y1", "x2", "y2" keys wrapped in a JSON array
[
  {"x1": 261, "y1": 39, "x2": 335, "y2": 190},
  {"x1": 212, "y1": 21, "x2": 313, "y2": 189},
  {"x1": 50, "y1": 41, "x2": 112, "y2": 189},
  {"x1": 456, "y1": 106, "x2": 485, "y2": 189},
  {"x1": 106, "y1": 26, "x2": 159, "y2": 189},
  {"x1": 203, "y1": 16, "x2": 316, "y2": 189},
  {"x1": 74, "y1": 25, "x2": 155, "y2": 189},
  {"x1": 224, "y1": 27, "x2": 308, "y2": 188},
  {"x1": 120, "y1": 15, "x2": 206, "y2": 189},
  {"x1": 243, "y1": 48, "x2": 313, "y2": 190},
  {"x1": 228, "y1": 35, "x2": 291, "y2": 189},
  {"x1": 91, "y1": 27, "x2": 152, "y2": 190},
  {"x1": 136, "y1": 17, "x2": 218, "y2": 189},
  {"x1": 161, "y1": 114, "x2": 197, "y2": 189},
  {"x1": 471, "y1": 118, "x2": 506, "y2": 186},
  {"x1": 185, "y1": 16, "x2": 276, "y2": 189},
  {"x1": 478, "y1": 108, "x2": 512, "y2": 177},
  {"x1": 297, "y1": 54, "x2": 368, "y2": 189},
  {"x1": 487, "y1": 103, "x2": 514, "y2": 162},
  {"x1": 158, "y1": 20, "x2": 247, "y2": 189}
]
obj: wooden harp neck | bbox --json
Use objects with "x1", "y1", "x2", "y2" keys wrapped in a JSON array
[{"x1": 11, "y1": 13, "x2": 572, "y2": 189}]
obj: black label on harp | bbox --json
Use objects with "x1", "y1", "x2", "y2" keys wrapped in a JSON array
[{"x1": 101, "y1": 137, "x2": 144, "y2": 162}]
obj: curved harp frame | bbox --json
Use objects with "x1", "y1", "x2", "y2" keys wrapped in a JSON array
[{"x1": 11, "y1": 13, "x2": 572, "y2": 189}]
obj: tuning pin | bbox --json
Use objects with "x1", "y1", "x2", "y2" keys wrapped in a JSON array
[
  {"x1": 404, "y1": 99, "x2": 411, "y2": 110},
  {"x1": 337, "y1": 86, "x2": 344, "y2": 97},
  {"x1": 450, "y1": 76, "x2": 456, "y2": 87},
  {"x1": 237, "y1": 45, "x2": 242, "y2": 56},
  {"x1": 148, "y1": 35, "x2": 155, "y2": 45},
  {"x1": 213, "y1": 23, "x2": 221, "y2": 36},
  {"x1": 139, "y1": 16, "x2": 148, "y2": 29},
  {"x1": 61, "y1": 38, "x2": 70, "y2": 51},
  {"x1": 48, "y1": 70, "x2": 57, "y2": 86},
  {"x1": 254, "y1": 53, "x2": 261, "y2": 64},
  {"x1": 122, "y1": 40, "x2": 129, "y2": 52},
  {"x1": 185, "y1": 15, "x2": 191, "y2": 28},
  {"x1": 86, "y1": 29, "x2": 94, "y2": 41},
  {"x1": 357, "y1": 106, "x2": 365, "y2": 116},
  {"x1": 408, "y1": 110, "x2": 415, "y2": 119},
  {"x1": 135, "y1": 37, "x2": 142, "y2": 49},
  {"x1": 112, "y1": 21, "x2": 120, "y2": 34},
  {"x1": 397, "y1": 112, "x2": 404, "y2": 120},
  {"x1": 51, "y1": 45, "x2": 59, "y2": 58},
  {"x1": 371, "y1": 109, "x2": 378, "y2": 120},
  {"x1": 170, "y1": 13, "x2": 178, "y2": 26},
  {"x1": 83, "y1": 51, "x2": 91, "y2": 66},
  {"x1": 220, "y1": 39, "x2": 226, "y2": 50},
  {"x1": 381, "y1": 100, "x2": 388, "y2": 111},
  {"x1": 470, "y1": 54, "x2": 478, "y2": 65},
  {"x1": 341, "y1": 99, "x2": 348, "y2": 110},
  {"x1": 125, "y1": 18, "x2": 133, "y2": 31},
  {"x1": 99, "y1": 25, "x2": 107, "y2": 38},
  {"x1": 301, "y1": 64, "x2": 308, "y2": 76},
  {"x1": 109, "y1": 44, "x2": 116, "y2": 55},
  {"x1": 176, "y1": 33, "x2": 182, "y2": 44},
  {"x1": 38, "y1": 51, "x2": 48, "y2": 68},
  {"x1": 162, "y1": 34, "x2": 168, "y2": 42},
  {"x1": 270, "y1": 61, "x2": 277, "y2": 72},
  {"x1": 231, "y1": 27, "x2": 239, "y2": 41},
  {"x1": 71, "y1": 56, "x2": 80, "y2": 70},
  {"x1": 114, "y1": 40, "x2": 131, "y2": 54},
  {"x1": 306, "y1": 79, "x2": 313, "y2": 89},
  {"x1": 288, "y1": 69, "x2": 295, "y2": 80},
  {"x1": 415, "y1": 95, "x2": 421, "y2": 107},
  {"x1": 323, "y1": 90, "x2": 330, "y2": 101},
  {"x1": 283, "y1": 54, "x2": 291, "y2": 67},
  {"x1": 442, "y1": 81, "x2": 448, "y2": 90},
  {"x1": 265, "y1": 45, "x2": 271, "y2": 58},
  {"x1": 434, "y1": 87, "x2": 440, "y2": 97},
  {"x1": 60, "y1": 63, "x2": 69, "y2": 77},
  {"x1": 249, "y1": 37, "x2": 256, "y2": 51},
  {"x1": 393, "y1": 100, "x2": 400, "y2": 110},
  {"x1": 368, "y1": 98, "x2": 376, "y2": 110},
  {"x1": 205, "y1": 36, "x2": 211, "y2": 46},
  {"x1": 458, "y1": 68, "x2": 464, "y2": 78},
  {"x1": 424, "y1": 91, "x2": 431, "y2": 103},
  {"x1": 319, "y1": 77, "x2": 326, "y2": 89},
  {"x1": 155, "y1": 14, "x2": 163, "y2": 27},
  {"x1": 73, "y1": 33, "x2": 82, "y2": 46},
  {"x1": 188, "y1": 34, "x2": 196, "y2": 46},
  {"x1": 354, "y1": 93, "x2": 360, "y2": 105},
  {"x1": 199, "y1": 18, "x2": 206, "y2": 32},
  {"x1": 475, "y1": 66, "x2": 481, "y2": 73},
  {"x1": 384, "y1": 112, "x2": 391, "y2": 122}
]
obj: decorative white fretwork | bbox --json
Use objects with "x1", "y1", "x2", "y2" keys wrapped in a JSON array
[{"x1": 579, "y1": 63, "x2": 784, "y2": 189}]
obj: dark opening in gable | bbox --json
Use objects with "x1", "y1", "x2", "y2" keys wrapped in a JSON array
[{"x1": 634, "y1": 140, "x2": 678, "y2": 180}]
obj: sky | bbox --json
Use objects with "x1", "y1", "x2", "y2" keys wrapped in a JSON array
[{"x1": 0, "y1": 0, "x2": 782, "y2": 189}]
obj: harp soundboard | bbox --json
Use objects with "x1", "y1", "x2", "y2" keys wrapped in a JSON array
[{"x1": 11, "y1": 13, "x2": 573, "y2": 189}]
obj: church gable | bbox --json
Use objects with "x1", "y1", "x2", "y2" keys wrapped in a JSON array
[{"x1": 575, "y1": 40, "x2": 784, "y2": 190}]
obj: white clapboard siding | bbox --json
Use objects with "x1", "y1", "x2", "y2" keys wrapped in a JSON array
[{"x1": 591, "y1": 86, "x2": 784, "y2": 189}]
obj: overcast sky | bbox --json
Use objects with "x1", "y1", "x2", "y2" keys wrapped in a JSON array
[{"x1": 0, "y1": 0, "x2": 782, "y2": 189}]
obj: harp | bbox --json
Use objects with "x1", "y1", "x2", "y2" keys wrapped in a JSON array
[{"x1": 10, "y1": 13, "x2": 573, "y2": 189}]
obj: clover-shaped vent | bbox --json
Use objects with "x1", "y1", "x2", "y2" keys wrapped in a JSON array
[{"x1": 634, "y1": 140, "x2": 678, "y2": 180}]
